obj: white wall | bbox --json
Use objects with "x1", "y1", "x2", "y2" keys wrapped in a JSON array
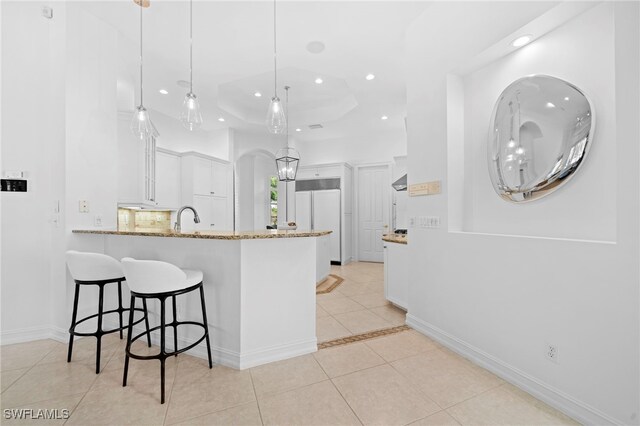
[
  {"x1": 1, "y1": 1, "x2": 67, "y2": 339},
  {"x1": 405, "y1": 2, "x2": 639, "y2": 425},
  {"x1": 296, "y1": 130, "x2": 406, "y2": 166},
  {"x1": 235, "y1": 151, "x2": 276, "y2": 231}
]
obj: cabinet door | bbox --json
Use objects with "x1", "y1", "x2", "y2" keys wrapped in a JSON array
[
  {"x1": 210, "y1": 196, "x2": 228, "y2": 230},
  {"x1": 386, "y1": 243, "x2": 408, "y2": 309},
  {"x1": 211, "y1": 162, "x2": 228, "y2": 197},
  {"x1": 295, "y1": 168, "x2": 317, "y2": 180},
  {"x1": 193, "y1": 158, "x2": 212, "y2": 196},
  {"x1": 191, "y1": 195, "x2": 212, "y2": 231},
  {"x1": 313, "y1": 190, "x2": 341, "y2": 262},
  {"x1": 155, "y1": 152, "x2": 181, "y2": 208}
]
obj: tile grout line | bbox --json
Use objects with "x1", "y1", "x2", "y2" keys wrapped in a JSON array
[{"x1": 248, "y1": 369, "x2": 266, "y2": 426}]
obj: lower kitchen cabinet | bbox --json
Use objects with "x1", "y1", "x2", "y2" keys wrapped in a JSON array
[{"x1": 384, "y1": 242, "x2": 408, "y2": 309}]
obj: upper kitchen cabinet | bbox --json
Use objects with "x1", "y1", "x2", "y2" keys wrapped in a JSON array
[
  {"x1": 155, "y1": 148, "x2": 181, "y2": 209},
  {"x1": 181, "y1": 153, "x2": 233, "y2": 231},
  {"x1": 117, "y1": 112, "x2": 158, "y2": 207},
  {"x1": 189, "y1": 155, "x2": 229, "y2": 197}
]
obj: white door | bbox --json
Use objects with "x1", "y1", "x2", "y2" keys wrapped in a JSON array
[
  {"x1": 358, "y1": 165, "x2": 390, "y2": 262},
  {"x1": 211, "y1": 162, "x2": 228, "y2": 197},
  {"x1": 313, "y1": 189, "x2": 341, "y2": 263},
  {"x1": 295, "y1": 191, "x2": 312, "y2": 230}
]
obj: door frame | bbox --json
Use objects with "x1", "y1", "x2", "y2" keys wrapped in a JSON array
[{"x1": 354, "y1": 162, "x2": 393, "y2": 262}]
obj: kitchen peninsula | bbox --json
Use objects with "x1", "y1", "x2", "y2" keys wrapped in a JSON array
[{"x1": 72, "y1": 229, "x2": 331, "y2": 369}]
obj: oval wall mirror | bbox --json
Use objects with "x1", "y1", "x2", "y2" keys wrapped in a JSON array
[{"x1": 487, "y1": 75, "x2": 595, "y2": 202}]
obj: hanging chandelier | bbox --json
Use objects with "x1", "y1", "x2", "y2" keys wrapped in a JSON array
[
  {"x1": 266, "y1": 0, "x2": 286, "y2": 134},
  {"x1": 130, "y1": 0, "x2": 159, "y2": 139},
  {"x1": 179, "y1": 0, "x2": 203, "y2": 131},
  {"x1": 275, "y1": 86, "x2": 300, "y2": 182}
]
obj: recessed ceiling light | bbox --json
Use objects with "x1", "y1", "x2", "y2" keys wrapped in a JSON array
[
  {"x1": 254, "y1": 91, "x2": 262, "y2": 97},
  {"x1": 218, "y1": 117, "x2": 225, "y2": 122},
  {"x1": 315, "y1": 78, "x2": 323, "y2": 84},
  {"x1": 295, "y1": 128, "x2": 302, "y2": 132},
  {"x1": 159, "y1": 89, "x2": 168, "y2": 95},
  {"x1": 546, "y1": 102, "x2": 556, "y2": 108},
  {"x1": 511, "y1": 35, "x2": 532, "y2": 47},
  {"x1": 306, "y1": 41, "x2": 325, "y2": 54},
  {"x1": 365, "y1": 74, "x2": 375, "y2": 81},
  {"x1": 564, "y1": 97, "x2": 570, "y2": 101},
  {"x1": 381, "y1": 115, "x2": 388, "y2": 120}
]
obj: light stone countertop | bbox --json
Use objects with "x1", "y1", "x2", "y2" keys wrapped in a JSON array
[
  {"x1": 72, "y1": 229, "x2": 332, "y2": 240},
  {"x1": 382, "y1": 233, "x2": 408, "y2": 245}
]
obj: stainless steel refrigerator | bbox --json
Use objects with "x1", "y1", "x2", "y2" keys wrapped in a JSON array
[{"x1": 295, "y1": 178, "x2": 341, "y2": 263}]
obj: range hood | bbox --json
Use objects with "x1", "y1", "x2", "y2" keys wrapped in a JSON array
[{"x1": 392, "y1": 174, "x2": 407, "y2": 191}]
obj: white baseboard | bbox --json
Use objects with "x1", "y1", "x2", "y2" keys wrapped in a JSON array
[
  {"x1": 406, "y1": 314, "x2": 620, "y2": 426},
  {"x1": 0, "y1": 326, "x2": 53, "y2": 345},
  {"x1": 108, "y1": 320, "x2": 317, "y2": 370}
]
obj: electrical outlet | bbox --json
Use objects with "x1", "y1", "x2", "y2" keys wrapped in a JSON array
[
  {"x1": 545, "y1": 343, "x2": 559, "y2": 363},
  {"x1": 409, "y1": 217, "x2": 416, "y2": 227},
  {"x1": 79, "y1": 200, "x2": 89, "y2": 213}
]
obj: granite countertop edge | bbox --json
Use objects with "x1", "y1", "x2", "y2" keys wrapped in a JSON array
[
  {"x1": 72, "y1": 229, "x2": 332, "y2": 240},
  {"x1": 382, "y1": 234, "x2": 408, "y2": 245}
]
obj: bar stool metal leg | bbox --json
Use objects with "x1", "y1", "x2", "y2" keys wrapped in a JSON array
[
  {"x1": 117, "y1": 280, "x2": 124, "y2": 340},
  {"x1": 123, "y1": 295, "x2": 135, "y2": 387},
  {"x1": 199, "y1": 284, "x2": 213, "y2": 369},
  {"x1": 172, "y1": 295, "x2": 178, "y2": 356},
  {"x1": 142, "y1": 299, "x2": 152, "y2": 347},
  {"x1": 160, "y1": 297, "x2": 166, "y2": 404},
  {"x1": 67, "y1": 283, "x2": 81, "y2": 363},
  {"x1": 95, "y1": 284, "x2": 105, "y2": 374}
]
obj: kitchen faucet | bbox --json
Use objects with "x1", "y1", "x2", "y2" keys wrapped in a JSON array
[{"x1": 174, "y1": 206, "x2": 200, "y2": 232}]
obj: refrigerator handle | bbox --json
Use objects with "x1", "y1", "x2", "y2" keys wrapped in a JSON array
[{"x1": 310, "y1": 192, "x2": 314, "y2": 230}]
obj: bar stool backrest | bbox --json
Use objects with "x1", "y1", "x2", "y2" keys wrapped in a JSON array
[
  {"x1": 121, "y1": 257, "x2": 187, "y2": 295},
  {"x1": 66, "y1": 250, "x2": 124, "y2": 282}
]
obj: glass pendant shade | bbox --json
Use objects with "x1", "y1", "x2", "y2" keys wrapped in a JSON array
[
  {"x1": 266, "y1": 96, "x2": 287, "y2": 134},
  {"x1": 275, "y1": 147, "x2": 300, "y2": 181},
  {"x1": 131, "y1": 105, "x2": 159, "y2": 140},
  {"x1": 180, "y1": 92, "x2": 203, "y2": 131}
]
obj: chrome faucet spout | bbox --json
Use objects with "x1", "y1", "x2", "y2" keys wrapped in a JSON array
[{"x1": 174, "y1": 206, "x2": 200, "y2": 232}]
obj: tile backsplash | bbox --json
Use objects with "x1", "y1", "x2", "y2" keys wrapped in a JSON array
[{"x1": 118, "y1": 208, "x2": 172, "y2": 232}]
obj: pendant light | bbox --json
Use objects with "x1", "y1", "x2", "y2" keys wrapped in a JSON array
[
  {"x1": 131, "y1": 0, "x2": 159, "y2": 139},
  {"x1": 179, "y1": 0, "x2": 203, "y2": 131},
  {"x1": 266, "y1": 0, "x2": 286, "y2": 134},
  {"x1": 275, "y1": 86, "x2": 300, "y2": 182}
]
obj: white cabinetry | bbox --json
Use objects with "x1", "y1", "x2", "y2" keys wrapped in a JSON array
[
  {"x1": 383, "y1": 242, "x2": 408, "y2": 310},
  {"x1": 182, "y1": 153, "x2": 232, "y2": 231},
  {"x1": 155, "y1": 149, "x2": 181, "y2": 208},
  {"x1": 117, "y1": 112, "x2": 157, "y2": 206},
  {"x1": 296, "y1": 162, "x2": 353, "y2": 264}
]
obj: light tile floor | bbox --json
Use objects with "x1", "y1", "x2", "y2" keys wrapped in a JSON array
[
  {"x1": 317, "y1": 262, "x2": 407, "y2": 343},
  {"x1": 0, "y1": 262, "x2": 579, "y2": 425}
]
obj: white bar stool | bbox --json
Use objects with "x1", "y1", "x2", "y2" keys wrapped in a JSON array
[
  {"x1": 121, "y1": 258, "x2": 213, "y2": 404},
  {"x1": 65, "y1": 250, "x2": 151, "y2": 374}
]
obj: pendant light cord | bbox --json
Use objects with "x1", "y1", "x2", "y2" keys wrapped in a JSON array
[
  {"x1": 285, "y1": 86, "x2": 289, "y2": 148},
  {"x1": 189, "y1": 0, "x2": 193, "y2": 94},
  {"x1": 273, "y1": 0, "x2": 277, "y2": 97},
  {"x1": 139, "y1": 2, "x2": 143, "y2": 106}
]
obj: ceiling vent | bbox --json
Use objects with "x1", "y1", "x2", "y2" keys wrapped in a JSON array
[{"x1": 308, "y1": 124, "x2": 323, "y2": 130}]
